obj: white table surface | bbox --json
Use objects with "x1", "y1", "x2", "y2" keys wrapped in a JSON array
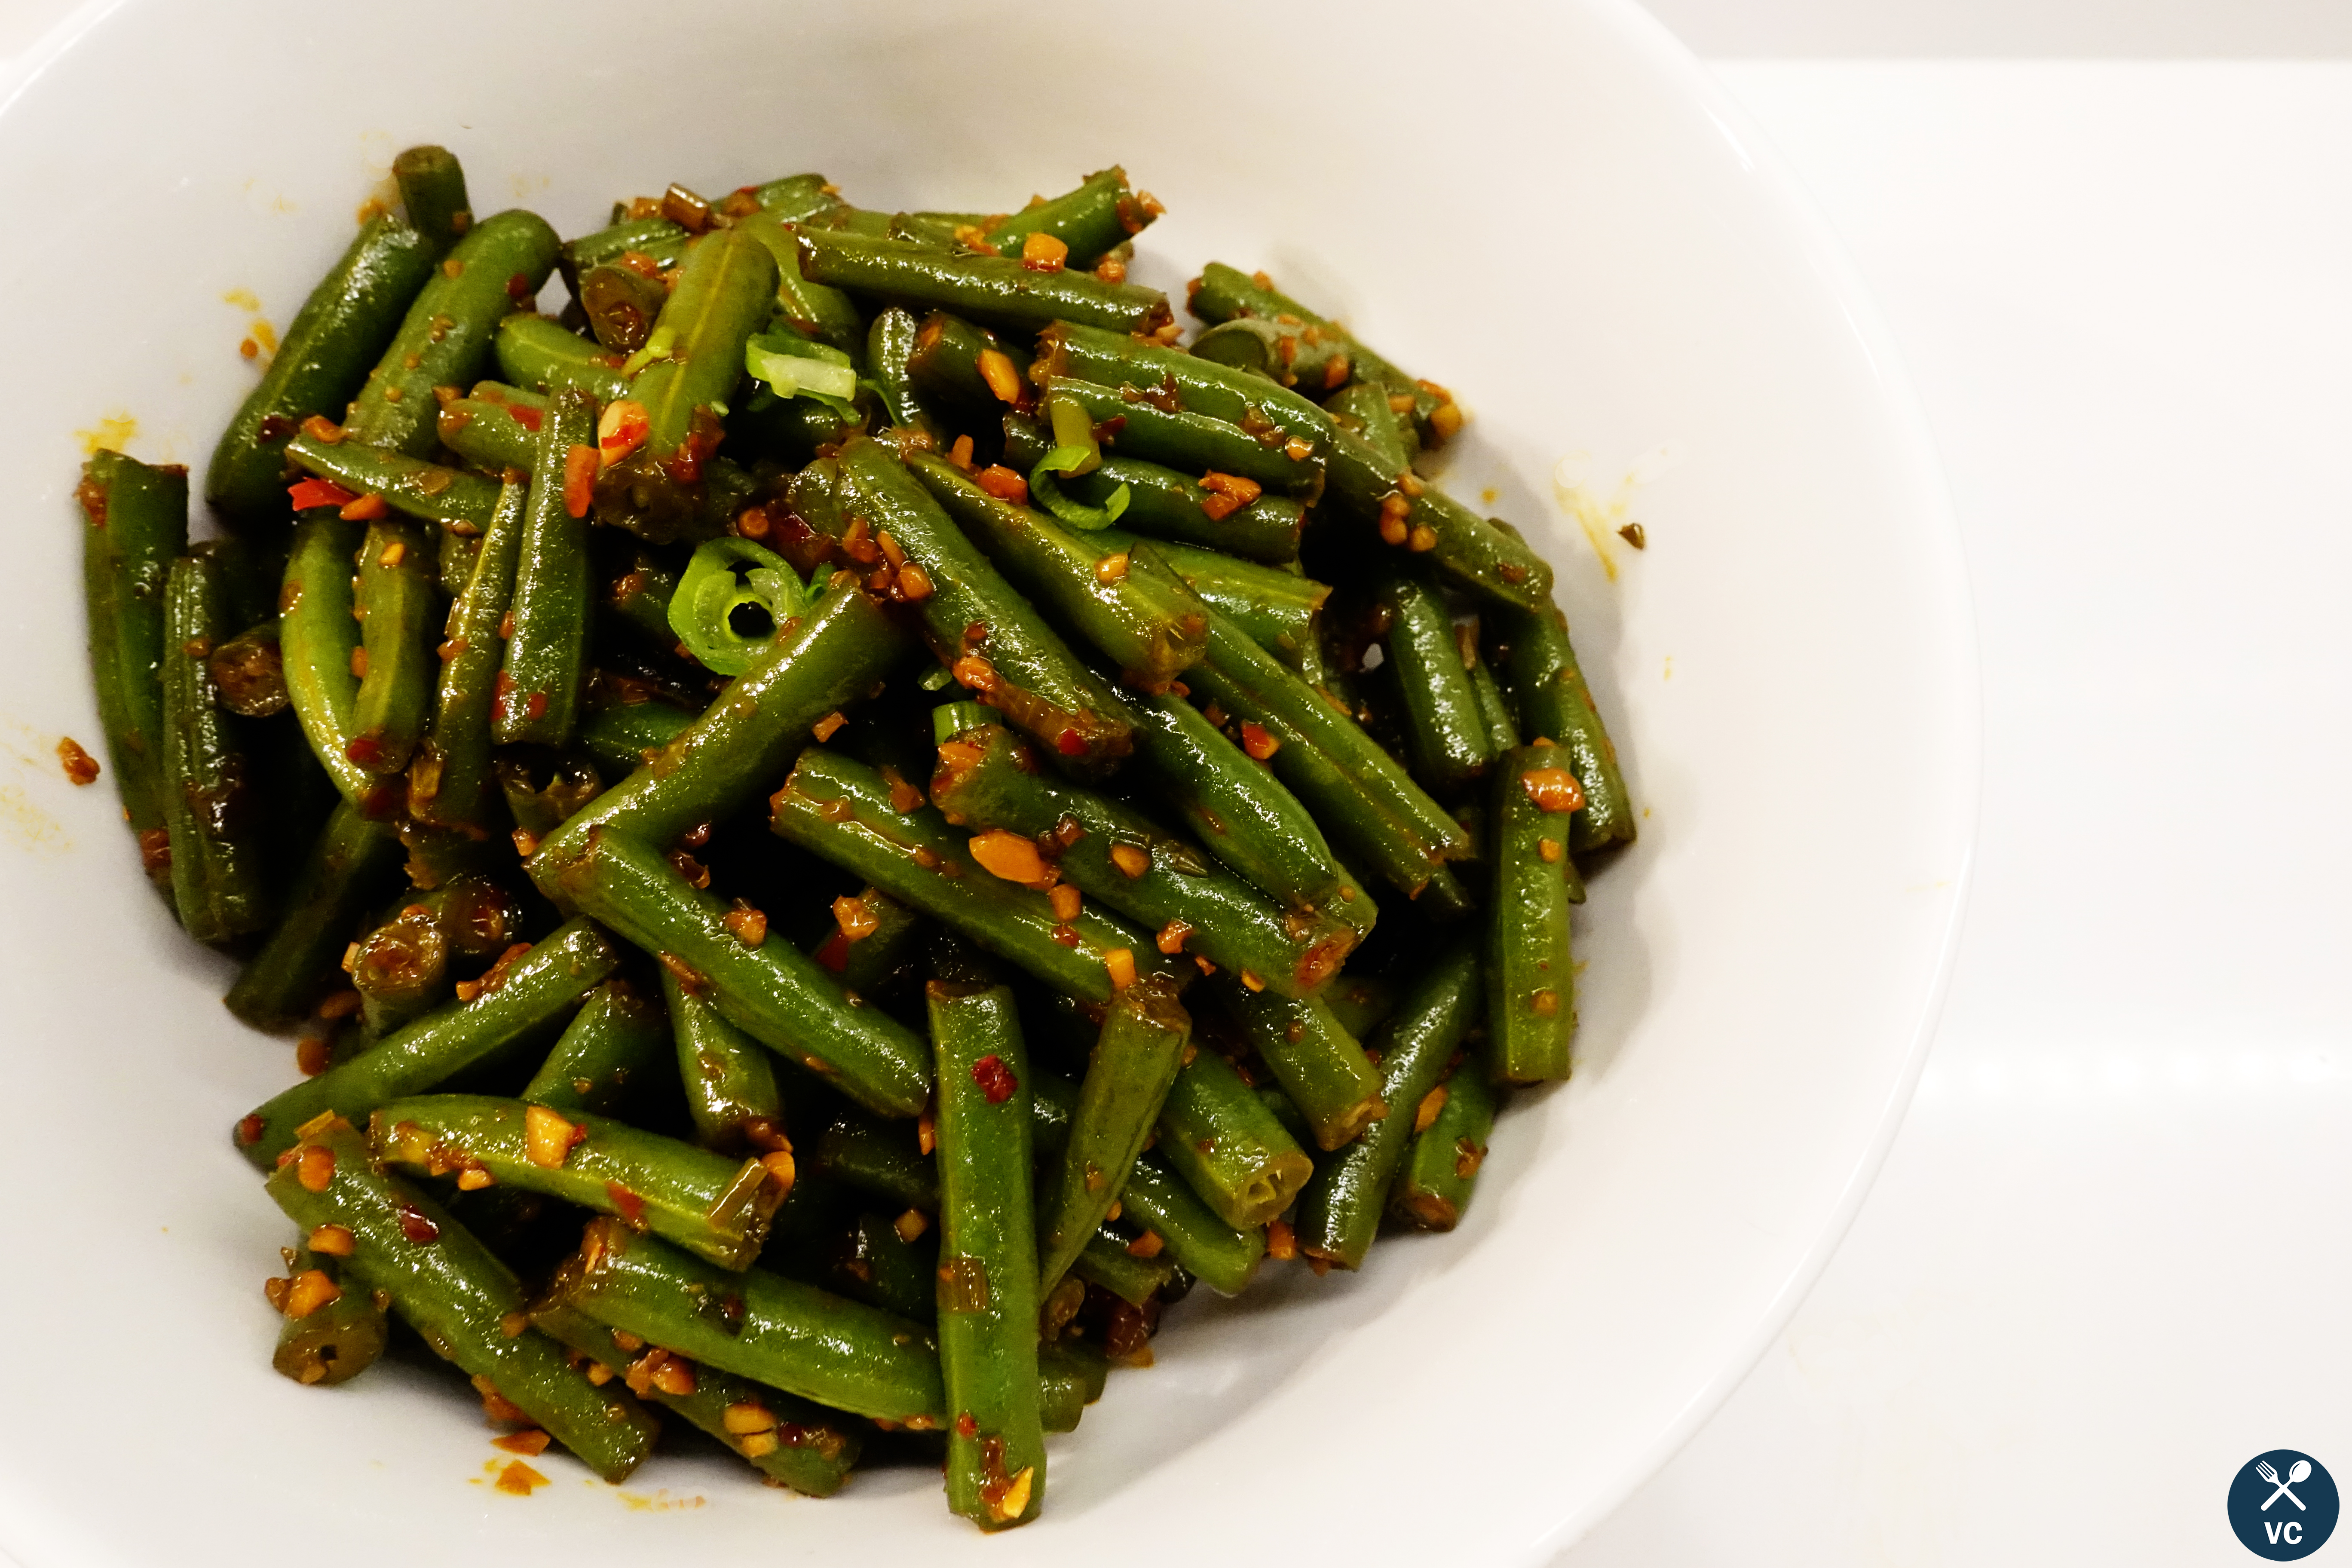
[
  {"x1": 1562, "y1": 59, "x2": 2352, "y2": 1565},
  {"x1": 1, "y1": 16, "x2": 2343, "y2": 1561}
]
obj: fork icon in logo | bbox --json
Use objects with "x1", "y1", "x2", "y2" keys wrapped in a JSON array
[{"x1": 2260, "y1": 1459, "x2": 2314, "y2": 1512}]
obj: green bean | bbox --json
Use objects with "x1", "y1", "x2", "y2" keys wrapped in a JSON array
[
  {"x1": 270, "y1": 1246, "x2": 388, "y2": 1387},
  {"x1": 919, "y1": 168, "x2": 1157, "y2": 268},
  {"x1": 559, "y1": 217, "x2": 687, "y2": 295},
  {"x1": 78, "y1": 453, "x2": 185, "y2": 886},
  {"x1": 1037, "y1": 972, "x2": 1190, "y2": 1292},
  {"x1": 235, "y1": 917, "x2": 622, "y2": 1167},
  {"x1": 808, "y1": 1206, "x2": 938, "y2": 1322},
  {"x1": 530, "y1": 575, "x2": 902, "y2": 888},
  {"x1": 1213, "y1": 979, "x2": 1385, "y2": 1152},
  {"x1": 578, "y1": 262, "x2": 667, "y2": 354},
  {"x1": 1123, "y1": 691, "x2": 1368, "y2": 925},
  {"x1": 343, "y1": 210, "x2": 561, "y2": 456},
  {"x1": 907, "y1": 455, "x2": 1209, "y2": 692},
  {"x1": 160, "y1": 552, "x2": 271, "y2": 940},
  {"x1": 1158, "y1": 542, "x2": 1326, "y2": 673},
  {"x1": 1322, "y1": 974, "x2": 1400, "y2": 1042},
  {"x1": 392, "y1": 145, "x2": 472, "y2": 260},
  {"x1": 1188, "y1": 261, "x2": 1462, "y2": 446},
  {"x1": 597, "y1": 538, "x2": 679, "y2": 646},
  {"x1": 1254, "y1": 1081, "x2": 1313, "y2": 1145},
  {"x1": 903, "y1": 1062, "x2": 1268, "y2": 1296},
  {"x1": 1114, "y1": 1150, "x2": 1264, "y2": 1296},
  {"x1": 928, "y1": 980, "x2": 1046, "y2": 1530},
  {"x1": 1489, "y1": 603, "x2": 1636, "y2": 854},
  {"x1": 1038, "y1": 376, "x2": 1318, "y2": 494},
  {"x1": 495, "y1": 750, "x2": 603, "y2": 841},
  {"x1": 205, "y1": 621, "x2": 285, "y2": 720},
  {"x1": 405, "y1": 475, "x2": 524, "y2": 829},
  {"x1": 865, "y1": 306, "x2": 937, "y2": 435},
  {"x1": 906, "y1": 310, "x2": 1028, "y2": 426},
  {"x1": 346, "y1": 518, "x2": 437, "y2": 775},
  {"x1": 1323, "y1": 379, "x2": 1414, "y2": 472},
  {"x1": 733, "y1": 211, "x2": 866, "y2": 358},
  {"x1": 931, "y1": 720, "x2": 1356, "y2": 997},
  {"x1": 1390, "y1": 1065, "x2": 1500, "y2": 1230},
  {"x1": 531, "y1": 1303, "x2": 861, "y2": 1495},
  {"x1": 749, "y1": 173, "x2": 843, "y2": 223},
  {"x1": 495, "y1": 389, "x2": 595, "y2": 746},
  {"x1": 277, "y1": 512, "x2": 386, "y2": 808},
  {"x1": 496, "y1": 315, "x2": 631, "y2": 401},
  {"x1": 1072, "y1": 1225, "x2": 1174, "y2": 1305},
  {"x1": 578, "y1": 701, "x2": 695, "y2": 779},
  {"x1": 1038, "y1": 320, "x2": 1331, "y2": 456},
  {"x1": 541, "y1": 1217, "x2": 945, "y2": 1426},
  {"x1": 206, "y1": 214, "x2": 436, "y2": 524},
  {"x1": 225, "y1": 799, "x2": 404, "y2": 1028},
  {"x1": 1294, "y1": 941, "x2": 1482, "y2": 1269},
  {"x1": 556, "y1": 827, "x2": 931, "y2": 1118},
  {"x1": 593, "y1": 225, "x2": 777, "y2": 543},
  {"x1": 1465, "y1": 633, "x2": 1523, "y2": 759},
  {"x1": 1377, "y1": 567, "x2": 1493, "y2": 796},
  {"x1": 523, "y1": 977, "x2": 672, "y2": 1119},
  {"x1": 1485, "y1": 742, "x2": 1579, "y2": 1083},
  {"x1": 1155, "y1": 1047, "x2": 1312, "y2": 1231},
  {"x1": 287, "y1": 434, "x2": 499, "y2": 533},
  {"x1": 373, "y1": 1094, "x2": 786, "y2": 1269},
  {"x1": 1037, "y1": 1340, "x2": 1095, "y2": 1433},
  {"x1": 810, "y1": 1105, "x2": 937, "y2": 1213},
  {"x1": 663, "y1": 967, "x2": 787, "y2": 1155},
  {"x1": 798, "y1": 228, "x2": 1172, "y2": 337},
  {"x1": 1000, "y1": 414, "x2": 1305, "y2": 563},
  {"x1": 1320, "y1": 426, "x2": 1553, "y2": 612},
  {"x1": 809, "y1": 884, "x2": 926, "y2": 995},
  {"x1": 266, "y1": 1121, "x2": 660, "y2": 1481},
  {"x1": 348, "y1": 898, "x2": 452, "y2": 1038},
  {"x1": 826, "y1": 442, "x2": 1134, "y2": 773},
  {"x1": 1187, "y1": 606, "x2": 1467, "y2": 875},
  {"x1": 1186, "y1": 278, "x2": 1353, "y2": 399},
  {"x1": 435, "y1": 390, "x2": 543, "y2": 471}
]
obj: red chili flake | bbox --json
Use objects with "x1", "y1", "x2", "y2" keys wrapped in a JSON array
[
  {"x1": 344, "y1": 734, "x2": 383, "y2": 766},
  {"x1": 562, "y1": 444, "x2": 598, "y2": 518},
  {"x1": 256, "y1": 413, "x2": 297, "y2": 443},
  {"x1": 506, "y1": 403, "x2": 543, "y2": 433},
  {"x1": 236, "y1": 1114, "x2": 266, "y2": 1146},
  {"x1": 956, "y1": 1412, "x2": 980, "y2": 1439},
  {"x1": 396, "y1": 1204, "x2": 440, "y2": 1244},
  {"x1": 286, "y1": 477, "x2": 357, "y2": 512},
  {"x1": 813, "y1": 932, "x2": 850, "y2": 973},
  {"x1": 505, "y1": 271, "x2": 534, "y2": 301},
  {"x1": 971, "y1": 1054, "x2": 1018, "y2": 1105},
  {"x1": 526, "y1": 692, "x2": 548, "y2": 720},
  {"x1": 1054, "y1": 729, "x2": 1089, "y2": 757},
  {"x1": 604, "y1": 1181, "x2": 648, "y2": 1228}
]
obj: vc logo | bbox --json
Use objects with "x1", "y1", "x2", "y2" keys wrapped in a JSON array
[{"x1": 2229, "y1": 1450, "x2": 2340, "y2": 1559}]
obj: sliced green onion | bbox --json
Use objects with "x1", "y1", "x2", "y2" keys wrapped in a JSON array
[
  {"x1": 1028, "y1": 387, "x2": 1127, "y2": 528},
  {"x1": 619, "y1": 323, "x2": 677, "y2": 379},
  {"x1": 918, "y1": 663, "x2": 956, "y2": 692},
  {"x1": 1028, "y1": 462, "x2": 1130, "y2": 531},
  {"x1": 668, "y1": 538, "x2": 807, "y2": 676},
  {"x1": 932, "y1": 701, "x2": 995, "y2": 744},
  {"x1": 1044, "y1": 392, "x2": 1102, "y2": 477},
  {"x1": 746, "y1": 331, "x2": 860, "y2": 407}
]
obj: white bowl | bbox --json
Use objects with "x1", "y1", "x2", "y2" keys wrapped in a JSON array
[{"x1": 0, "y1": 1, "x2": 1974, "y2": 1562}]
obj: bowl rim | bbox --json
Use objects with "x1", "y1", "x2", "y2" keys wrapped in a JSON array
[
  {"x1": 1521, "y1": 0, "x2": 1980, "y2": 1553},
  {"x1": 0, "y1": 0, "x2": 1982, "y2": 1557}
]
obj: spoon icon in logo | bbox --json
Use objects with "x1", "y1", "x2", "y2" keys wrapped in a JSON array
[{"x1": 2260, "y1": 1459, "x2": 2314, "y2": 1512}]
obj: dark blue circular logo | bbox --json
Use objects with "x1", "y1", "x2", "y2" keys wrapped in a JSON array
[{"x1": 2230, "y1": 1451, "x2": 2339, "y2": 1559}]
